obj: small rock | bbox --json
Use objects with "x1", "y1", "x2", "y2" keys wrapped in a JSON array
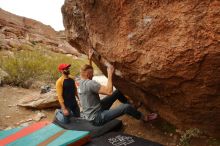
[
  {"x1": 5, "y1": 116, "x2": 11, "y2": 118},
  {"x1": 4, "y1": 127, "x2": 12, "y2": 130},
  {"x1": 33, "y1": 112, "x2": 46, "y2": 121},
  {"x1": 18, "y1": 118, "x2": 33, "y2": 126},
  {"x1": 8, "y1": 105, "x2": 13, "y2": 107},
  {"x1": 26, "y1": 118, "x2": 33, "y2": 122},
  {"x1": 40, "y1": 85, "x2": 51, "y2": 94},
  {"x1": 20, "y1": 122, "x2": 32, "y2": 127},
  {"x1": 176, "y1": 129, "x2": 182, "y2": 134},
  {"x1": 19, "y1": 120, "x2": 24, "y2": 123},
  {"x1": 66, "y1": 54, "x2": 73, "y2": 57}
]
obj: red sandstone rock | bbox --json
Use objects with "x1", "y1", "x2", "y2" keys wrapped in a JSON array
[
  {"x1": 62, "y1": 0, "x2": 220, "y2": 137},
  {"x1": 0, "y1": 8, "x2": 79, "y2": 56}
]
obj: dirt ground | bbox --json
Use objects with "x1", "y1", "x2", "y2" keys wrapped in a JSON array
[{"x1": 0, "y1": 86, "x2": 218, "y2": 146}]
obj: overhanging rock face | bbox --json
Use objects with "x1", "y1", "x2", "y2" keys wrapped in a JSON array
[{"x1": 62, "y1": 0, "x2": 220, "y2": 137}]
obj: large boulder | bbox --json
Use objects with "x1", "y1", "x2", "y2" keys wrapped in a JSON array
[{"x1": 62, "y1": 0, "x2": 220, "y2": 137}]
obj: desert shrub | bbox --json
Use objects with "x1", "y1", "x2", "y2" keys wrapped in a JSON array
[
  {"x1": 0, "y1": 49, "x2": 93, "y2": 88},
  {"x1": 179, "y1": 128, "x2": 201, "y2": 146},
  {"x1": 41, "y1": 51, "x2": 88, "y2": 81},
  {"x1": 0, "y1": 50, "x2": 47, "y2": 86}
]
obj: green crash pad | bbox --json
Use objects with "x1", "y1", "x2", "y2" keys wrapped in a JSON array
[
  {"x1": 0, "y1": 127, "x2": 23, "y2": 140},
  {"x1": 0, "y1": 121, "x2": 90, "y2": 146}
]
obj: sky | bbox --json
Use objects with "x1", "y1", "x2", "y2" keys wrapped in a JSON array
[{"x1": 0, "y1": 0, "x2": 65, "y2": 31}]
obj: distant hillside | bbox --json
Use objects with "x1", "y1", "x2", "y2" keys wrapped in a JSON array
[{"x1": 0, "y1": 8, "x2": 79, "y2": 56}]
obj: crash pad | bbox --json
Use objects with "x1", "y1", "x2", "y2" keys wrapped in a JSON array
[
  {"x1": 0, "y1": 127, "x2": 23, "y2": 140},
  {"x1": 0, "y1": 121, "x2": 90, "y2": 146},
  {"x1": 85, "y1": 132, "x2": 163, "y2": 146},
  {"x1": 53, "y1": 117, "x2": 122, "y2": 138}
]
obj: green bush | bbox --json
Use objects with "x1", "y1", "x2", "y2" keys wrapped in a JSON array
[
  {"x1": 42, "y1": 52, "x2": 88, "y2": 81},
  {"x1": 179, "y1": 128, "x2": 201, "y2": 146},
  {"x1": 0, "y1": 49, "x2": 92, "y2": 88}
]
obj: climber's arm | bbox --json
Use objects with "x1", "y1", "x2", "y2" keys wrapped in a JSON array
[{"x1": 98, "y1": 65, "x2": 114, "y2": 95}]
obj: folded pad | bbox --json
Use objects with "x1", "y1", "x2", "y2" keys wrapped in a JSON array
[
  {"x1": 85, "y1": 132, "x2": 163, "y2": 146},
  {"x1": 0, "y1": 121, "x2": 90, "y2": 146},
  {"x1": 53, "y1": 117, "x2": 122, "y2": 138}
]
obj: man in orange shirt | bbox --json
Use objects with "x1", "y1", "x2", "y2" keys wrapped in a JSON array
[{"x1": 55, "y1": 64, "x2": 80, "y2": 123}]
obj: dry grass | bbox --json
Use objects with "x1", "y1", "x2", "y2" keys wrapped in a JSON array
[{"x1": 0, "y1": 46, "x2": 98, "y2": 88}]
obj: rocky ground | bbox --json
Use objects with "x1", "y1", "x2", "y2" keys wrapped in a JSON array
[
  {"x1": 0, "y1": 76, "x2": 219, "y2": 146},
  {"x1": 0, "y1": 86, "x2": 55, "y2": 129}
]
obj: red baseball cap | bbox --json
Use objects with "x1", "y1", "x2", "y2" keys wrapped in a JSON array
[{"x1": 58, "y1": 64, "x2": 71, "y2": 72}]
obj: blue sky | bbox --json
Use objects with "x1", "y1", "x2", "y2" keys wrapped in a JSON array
[{"x1": 0, "y1": 0, "x2": 65, "y2": 31}]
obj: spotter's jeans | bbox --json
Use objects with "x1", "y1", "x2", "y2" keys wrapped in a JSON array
[{"x1": 55, "y1": 105, "x2": 80, "y2": 124}]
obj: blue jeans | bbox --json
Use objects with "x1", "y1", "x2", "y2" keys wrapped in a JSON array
[
  {"x1": 55, "y1": 105, "x2": 80, "y2": 124},
  {"x1": 92, "y1": 90, "x2": 142, "y2": 126}
]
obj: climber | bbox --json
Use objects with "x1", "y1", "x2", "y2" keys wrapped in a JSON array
[
  {"x1": 78, "y1": 49, "x2": 158, "y2": 126},
  {"x1": 55, "y1": 63, "x2": 80, "y2": 123}
]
